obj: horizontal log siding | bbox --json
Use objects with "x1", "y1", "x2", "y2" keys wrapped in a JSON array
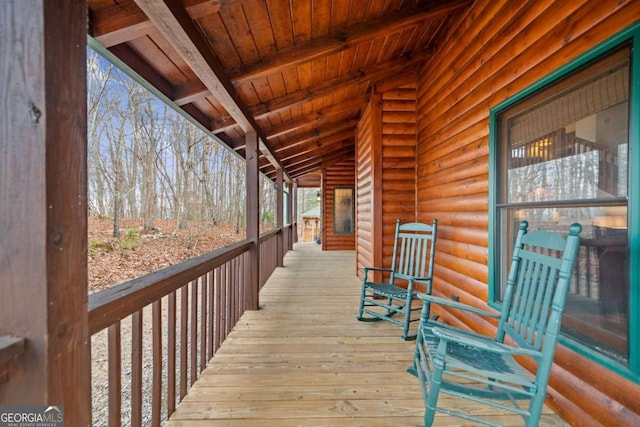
[
  {"x1": 356, "y1": 102, "x2": 375, "y2": 275},
  {"x1": 323, "y1": 160, "x2": 356, "y2": 251},
  {"x1": 381, "y1": 85, "x2": 417, "y2": 284},
  {"x1": 415, "y1": 0, "x2": 640, "y2": 426}
]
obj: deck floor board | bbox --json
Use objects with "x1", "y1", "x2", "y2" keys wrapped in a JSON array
[{"x1": 167, "y1": 243, "x2": 568, "y2": 426}]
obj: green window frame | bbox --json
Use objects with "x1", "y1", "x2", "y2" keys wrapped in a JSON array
[{"x1": 489, "y1": 23, "x2": 640, "y2": 382}]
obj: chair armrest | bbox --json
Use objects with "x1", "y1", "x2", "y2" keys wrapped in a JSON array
[
  {"x1": 361, "y1": 266, "x2": 393, "y2": 283},
  {"x1": 416, "y1": 294, "x2": 500, "y2": 319},
  {"x1": 432, "y1": 326, "x2": 542, "y2": 358},
  {"x1": 361, "y1": 266, "x2": 393, "y2": 273}
]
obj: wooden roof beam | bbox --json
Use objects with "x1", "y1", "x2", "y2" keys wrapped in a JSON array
[
  {"x1": 271, "y1": 119, "x2": 359, "y2": 152},
  {"x1": 91, "y1": 0, "x2": 223, "y2": 47},
  {"x1": 276, "y1": 131, "x2": 356, "y2": 161},
  {"x1": 228, "y1": 0, "x2": 471, "y2": 83},
  {"x1": 280, "y1": 138, "x2": 354, "y2": 163},
  {"x1": 287, "y1": 146, "x2": 356, "y2": 178},
  {"x1": 180, "y1": 48, "x2": 427, "y2": 123},
  {"x1": 251, "y1": 50, "x2": 430, "y2": 119},
  {"x1": 133, "y1": 0, "x2": 289, "y2": 180},
  {"x1": 264, "y1": 94, "x2": 370, "y2": 138}
]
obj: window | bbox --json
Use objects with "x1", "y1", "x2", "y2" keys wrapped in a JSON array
[
  {"x1": 333, "y1": 187, "x2": 354, "y2": 234},
  {"x1": 490, "y1": 26, "x2": 639, "y2": 380}
]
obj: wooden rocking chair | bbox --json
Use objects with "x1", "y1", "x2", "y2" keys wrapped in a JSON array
[
  {"x1": 357, "y1": 219, "x2": 437, "y2": 340},
  {"x1": 409, "y1": 220, "x2": 581, "y2": 426}
]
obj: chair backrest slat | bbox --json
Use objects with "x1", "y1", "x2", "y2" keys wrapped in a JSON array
[
  {"x1": 497, "y1": 222, "x2": 582, "y2": 355},
  {"x1": 391, "y1": 220, "x2": 437, "y2": 288}
]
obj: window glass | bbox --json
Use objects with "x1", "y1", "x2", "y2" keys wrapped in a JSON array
[
  {"x1": 496, "y1": 47, "x2": 630, "y2": 364},
  {"x1": 333, "y1": 187, "x2": 354, "y2": 234}
]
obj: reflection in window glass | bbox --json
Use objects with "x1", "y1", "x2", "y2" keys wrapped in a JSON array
[
  {"x1": 496, "y1": 47, "x2": 630, "y2": 364},
  {"x1": 334, "y1": 187, "x2": 354, "y2": 234}
]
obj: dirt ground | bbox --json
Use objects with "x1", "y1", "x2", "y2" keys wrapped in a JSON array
[{"x1": 88, "y1": 217, "x2": 241, "y2": 293}]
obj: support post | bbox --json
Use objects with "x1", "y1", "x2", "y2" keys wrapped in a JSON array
[
  {"x1": 371, "y1": 93, "x2": 384, "y2": 280},
  {"x1": 0, "y1": 0, "x2": 90, "y2": 422},
  {"x1": 245, "y1": 131, "x2": 260, "y2": 310},
  {"x1": 276, "y1": 168, "x2": 284, "y2": 267},
  {"x1": 292, "y1": 181, "x2": 299, "y2": 244}
]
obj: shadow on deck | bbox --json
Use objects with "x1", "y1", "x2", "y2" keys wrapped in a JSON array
[{"x1": 166, "y1": 242, "x2": 568, "y2": 426}]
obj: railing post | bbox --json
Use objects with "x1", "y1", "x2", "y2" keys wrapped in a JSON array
[
  {"x1": 0, "y1": 0, "x2": 91, "y2": 422},
  {"x1": 276, "y1": 168, "x2": 284, "y2": 267},
  {"x1": 291, "y1": 181, "x2": 298, "y2": 245},
  {"x1": 245, "y1": 131, "x2": 260, "y2": 310}
]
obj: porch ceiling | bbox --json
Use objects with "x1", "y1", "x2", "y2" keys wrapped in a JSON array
[{"x1": 87, "y1": 0, "x2": 472, "y2": 182}]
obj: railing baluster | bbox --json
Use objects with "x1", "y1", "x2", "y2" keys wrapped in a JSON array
[
  {"x1": 167, "y1": 291, "x2": 176, "y2": 417},
  {"x1": 220, "y1": 263, "x2": 228, "y2": 341},
  {"x1": 179, "y1": 285, "x2": 188, "y2": 400},
  {"x1": 151, "y1": 300, "x2": 162, "y2": 427},
  {"x1": 207, "y1": 271, "x2": 214, "y2": 361},
  {"x1": 131, "y1": 310, "x2": 143, "y2": 427},
  {"x1": 215, "y1": 267, "x2": 222, "y2": 352},
  {"x1": 200, "y1": 273, "x2": 208, "y2": 373},
  {"x1": 108, "y1": 322, "x2": 121, "y2": 427},
  {"x1": 190, "y1": 279, "x2": 198, "y2": 386}
]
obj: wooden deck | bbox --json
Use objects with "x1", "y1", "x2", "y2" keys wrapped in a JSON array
[{"x1": 166, "y1": 242, "x2": 568, "y2": 426}]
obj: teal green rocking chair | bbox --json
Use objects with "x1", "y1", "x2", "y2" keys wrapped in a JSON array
[
  {"x1": 357, "y1": 219, "x2": 437, "y2": 340},
  {"x1": 410, "y1": 220, "x2": 581, "y2": 426}
]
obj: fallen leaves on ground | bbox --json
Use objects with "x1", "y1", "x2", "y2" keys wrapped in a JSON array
[{"x1": 88, "y1": 217, "x2": 241, "y2": 293}]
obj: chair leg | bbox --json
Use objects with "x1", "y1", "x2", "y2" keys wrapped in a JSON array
[
  {"x1": 356, "y1": 279, "x2": 367, "y2": 320},
  {"x1": 423, "y1": 346, "x2": 446, "y2": 427},
  {"x1": 401, "y1": 293, "x2": 416, "y2": 341}
]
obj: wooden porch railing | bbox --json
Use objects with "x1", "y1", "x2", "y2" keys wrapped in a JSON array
[{"x1": 88, "y1": 224, "x2": 295, "y2": 426}]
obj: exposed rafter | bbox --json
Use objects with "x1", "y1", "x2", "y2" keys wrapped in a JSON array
[
  {"x1": 264, "y1": 94, "x2": 369, "y2": 138},
  {"x1": 227, "y1": 0, "x2": 472, "y2": 83},
  {"x1": 271, "y1": 119, "x2": 360, "y2": 152},
  {"x1": 91, "y1": 0, "x2": 223, "y2": 47},
  {"x1": 251, "y1": 51, "x2": 430, "y2": 119}
]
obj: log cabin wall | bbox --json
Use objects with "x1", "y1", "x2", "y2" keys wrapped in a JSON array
[
  {"x1": 322, "y1": 160, "x2": 356, "y2": 250},
  {"x1": 414, "y1": 0, "x2": 640, "y2": 425},
  {"x1": 355, "y1": 85, "x2": 417, "y2": 278}
]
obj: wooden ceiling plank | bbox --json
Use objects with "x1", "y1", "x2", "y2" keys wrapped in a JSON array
[
  {"x1": 266, "y1": 0, "x2": 295, "y2": 50},
  {"x1": 311, "y1": 0, "x2": 331, "y2": 38},
  {"x1": 290, "y1": 0, "x2": 313, "y2": 44},
  {"x1": 133, "y1": 0, "x2": 287, "y2": 178},
  {"x1": 90, "y1": 0, "x2": 222, "y2": 47},
  {"x1": 242, "y1": 0, "x2": 277, "y2": 57},
  {"x1": 228, "y1": 0, "x2": 471, "y2": 83}
]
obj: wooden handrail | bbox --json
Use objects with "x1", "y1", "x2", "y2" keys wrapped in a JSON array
[{"x1": 88, "y1": 239, "x2": 251, "y2": 335}]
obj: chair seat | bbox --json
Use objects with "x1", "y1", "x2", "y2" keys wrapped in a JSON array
[
  {"x1": 422, "y1": 324, "x2": 536, "y2": 390},
  {"x1": 364, "y1": 282, "x2": 412, "y2": 298}
]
